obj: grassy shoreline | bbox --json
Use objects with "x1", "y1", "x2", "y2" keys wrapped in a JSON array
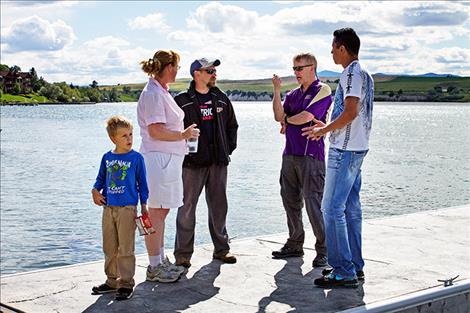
[{"x1": 2, "y1": 75, "x2": 469, "y2": 104}]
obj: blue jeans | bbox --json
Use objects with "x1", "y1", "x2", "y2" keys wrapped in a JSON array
[{"x1": 322, "y1": 147, "x2": 368, "y2": 279}]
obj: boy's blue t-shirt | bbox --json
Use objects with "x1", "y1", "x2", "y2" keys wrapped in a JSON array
[{"x1": 93, "y1": 149, "x2": 149, "y2": 206}]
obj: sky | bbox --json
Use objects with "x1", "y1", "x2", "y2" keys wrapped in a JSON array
[{"x1": 1, "y1": 1, "x2": 469, "y2": 85}]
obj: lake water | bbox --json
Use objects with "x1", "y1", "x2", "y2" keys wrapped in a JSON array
[{"x1": 1, "y1": 101, "x2": 469, "y2": 275}]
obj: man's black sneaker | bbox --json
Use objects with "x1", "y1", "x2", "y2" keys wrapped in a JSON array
[
  {"x1": 91, "y1": 283, "x2": 117, "y2": 295},
  {"x1": 272, "y1": 245, "x2": 304, "y2": 259},
  {"x1": 356, "y1": 270, "x2": 365, "y2": 281},
  {"x1": 312, "y1": 255, "x2": 328, "y2": 267},
  {"x1": 322, "y1": 267, "x2": 365, "y2": 281},
  {"x1": 115, "y1": 288, "x2": 134, "y2": 301},
  {"x1": 314, "y1": 274, "x2": 359, "y2": 288}
]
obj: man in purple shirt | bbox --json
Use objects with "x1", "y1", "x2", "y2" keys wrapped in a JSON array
[{"x1": 271, "y1": 53, "x2": 332, "y2": 267}]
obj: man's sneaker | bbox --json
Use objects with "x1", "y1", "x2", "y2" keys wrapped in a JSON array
[
  {"x1": 314, "y1": 273, "x2": 359, "y2": 288},
  {"x1": 146, "y1": 264, "x2": 181, "y2": 283},
  {"x1": 175, "y1": 257, "x2": 192, "y2": 268},
  {"x1": 115, "y1": 288, "x2": 133, "y2": 301},
  {"x1": 162, "y1": 257, "x2": 186, "y2": 275},
  {"x1": 312, "y1": 255, "x2": 328, "y2": 267},
  {"x1": 272, "y1": 245, "x2": 304, "y2": 259},
  {"x1": 356, "y1": 270, "x2": 365, "y2": 281},
  {"x1": 322, "y1": 267, "x2": 365, "y2": 281},
  {"x1": 213, "y1": 252, "x2": 237, "y2": 264},
  {"x1": 91, "y1": 283, "x2": 117, "y2": 295}
]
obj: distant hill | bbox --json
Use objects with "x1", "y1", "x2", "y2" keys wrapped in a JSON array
[
  {"x1": 318, "y1": 70, "x2": 341, "y2": 77},
  {"x1": 420, "y1": 73, "x2": 460, "y2": 78},
  {"x1": 374, "y1": 72, "x2": 460, "y2": 78},
  {"x1": 317, "y1": 71, "x2": 460, "y2": 78}
]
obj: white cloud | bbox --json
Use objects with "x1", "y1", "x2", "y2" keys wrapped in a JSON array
[
  {"x1": 1, "y1": 35, "x2": 154, "y2": 85},
  {"x1": 83, "y1": 36, "x2": 130, "y2": 49},
  {"x1": 186, "y1": 2, "x2": 258, "y2": 34},
  {"x1": 4, "y1": 1, "x2": 80, "y2": 7},
  {"x1": 2, "y1": 1, "x2": 469, "y2": 84},
  {"x1": 128, "y1": 12, "x2": 171, "y2": 32},
  {"x1": 0, "y1": 1, "x2": 82, "y2": 26},
  {"x1": 435, "y1": 47, "x2": 470, "y2": 64},
  {"x1": 3, "y1": 15, "x2": 75, "y2": 52},
  {"x1": 401, "y1": 3, "x2": 468, "y2": 26}
]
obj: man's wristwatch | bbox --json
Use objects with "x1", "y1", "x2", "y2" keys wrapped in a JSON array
[{"x1": 284, "y1": 115, "x2": 290, "y2": 125}]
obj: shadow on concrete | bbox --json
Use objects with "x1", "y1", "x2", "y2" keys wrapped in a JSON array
[
  {"x1": 83, "y1": 260, "x2": 222, "y2": 313},
  {"x1": 257, "y1": 257, "x2": 365, "y2": 313}
]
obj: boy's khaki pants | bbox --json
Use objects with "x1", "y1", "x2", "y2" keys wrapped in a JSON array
[{"x1": 102, "y1": 205, "x2": 136, "y2": 289}]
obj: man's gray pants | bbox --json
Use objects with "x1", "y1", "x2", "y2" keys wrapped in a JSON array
[
  {"x1": 174, "y1": 164, "x2": 230, "y2": 259},
  {"x1": 280, "y1": 155, "x2": 327, "y2": 257}
]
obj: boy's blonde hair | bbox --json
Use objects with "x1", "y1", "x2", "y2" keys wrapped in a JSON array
[{"x1": 106, "y1": 115, "x2": 133, "y2": 137}]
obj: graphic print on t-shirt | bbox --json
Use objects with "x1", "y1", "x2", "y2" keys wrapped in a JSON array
[
  {"x1": 200, "y1": 100, "x2": 213, "y2": 121},
  {"x1": 106, "y1": 159, "x2": 131, "y2": 194},
  {"x1": 195, "y1": 91, "x2": 215, "y2": 144}
]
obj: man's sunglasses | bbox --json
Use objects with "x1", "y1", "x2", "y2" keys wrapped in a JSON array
[
  {"x1": 200, "y1": 69, "x2": 217, "y2": 75},
  {"x1": 292, "y1": 64, "x2": 314, "y2": 71}
]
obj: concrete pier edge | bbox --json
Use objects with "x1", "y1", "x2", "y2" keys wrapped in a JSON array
[{"x1": 1, "y1": 204, "x2": 469, "y2": 313}]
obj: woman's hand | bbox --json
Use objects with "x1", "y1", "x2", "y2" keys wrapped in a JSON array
[{"x1": 182, "y1": 124, "x2": 200, "y2": 140}]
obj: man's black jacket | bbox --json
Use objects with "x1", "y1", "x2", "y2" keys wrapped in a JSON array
[{"x1": 174, "y1": 81, "x2": 238, "y2": 167}]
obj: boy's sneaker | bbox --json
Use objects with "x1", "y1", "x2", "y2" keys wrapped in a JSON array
[
  {"x1": 322, "y1": 267, "x2": 365, "y2": 281},
  {"x1": 162, "y1": 257, "x2": 186, "y2": 275},
  {"x1": 91, "y1": 283, "x2": 117, "y2": 295},
  {"x1": 272, "y1": 245, "x2": 304, "y2": 259},
  {"x1": 146, "y1": 264, "x2": 181, "y2": 283},
  {"x1": 314, "y1": 273, "x2": 359, "y2": 289},
  {"x1": 312, "y1": 255, "x2": 328, "y2": 267},
  {"x1": 115, "y1": 287, "x2": 133, "y2": 301}
]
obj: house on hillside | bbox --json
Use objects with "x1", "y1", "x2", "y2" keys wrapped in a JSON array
[{"x1": 0, "y1": 70, "x2": 33, "y2": 93}]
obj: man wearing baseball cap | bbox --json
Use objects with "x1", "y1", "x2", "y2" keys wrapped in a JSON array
[{"x1": 173, "y1": 58, "x2": 239, "y2": 267}]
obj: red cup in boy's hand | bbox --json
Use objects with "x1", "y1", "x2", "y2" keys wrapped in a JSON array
[{"x1": 136, "y1": 212, "x2": 156, "y2": 236}]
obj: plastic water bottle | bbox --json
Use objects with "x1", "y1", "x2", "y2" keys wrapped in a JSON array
[{"x1": 187, "y1": 137, "x2": 198, "y2": 153}]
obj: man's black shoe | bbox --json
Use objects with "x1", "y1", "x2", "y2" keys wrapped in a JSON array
[
  {"x1": 91, "y1": 283, "x2": 117, "y2": 295},
  {"x1": 115, "y1": 288, "x2": 134, "y2": 301},
  {"x1": 272, "y1": 245, "x2": 304, "y2": 259},
  {"x1": 312, "y1": 255, "x2": 328, "y2": 267},
  {"x1": 322, "y1": 267, "x2": 365, "y2": 281},
  {"x1": 314, "y1": 274, "x2": 359, "y2": 288}
]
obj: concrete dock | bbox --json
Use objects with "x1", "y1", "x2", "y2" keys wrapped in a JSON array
[{"x1": 1, "y1": 205, "x2": 469, "y2": 313}]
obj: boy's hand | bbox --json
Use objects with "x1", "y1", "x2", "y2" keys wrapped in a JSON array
[
  {"x1": 91, "y1": 189, "x2": 106, "y2": 206},
  {"x1": 141, "y1": 204, "x2": 148, "y2": 216}
]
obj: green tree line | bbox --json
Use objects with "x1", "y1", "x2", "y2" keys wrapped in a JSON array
[{"x1": 1, "y1": 64, "x2": 121, "y2": 103}]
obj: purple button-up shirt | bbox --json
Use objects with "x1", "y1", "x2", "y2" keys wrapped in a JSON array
[{"x1": 283, "y1": 80, "x2": 332, "y2": 160}]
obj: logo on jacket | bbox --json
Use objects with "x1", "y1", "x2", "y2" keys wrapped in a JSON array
[{"x1": 217, "y1": 107, "x2": 223, "y2": 113}]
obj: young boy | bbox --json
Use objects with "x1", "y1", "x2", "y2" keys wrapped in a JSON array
[{"x1": 91, "y1": 115, "x2": 149, "y2": 301}]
